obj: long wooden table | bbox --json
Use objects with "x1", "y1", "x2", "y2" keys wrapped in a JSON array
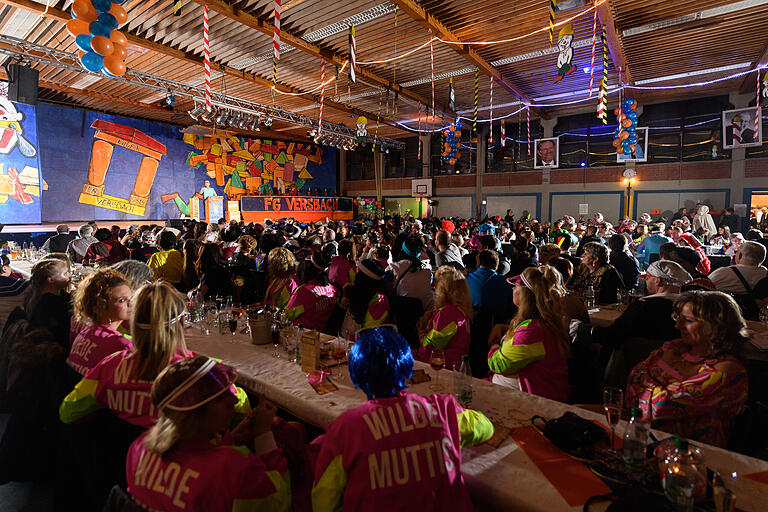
[{"x1": 185, "y1": 328, "x2": 768, "y2": 511}]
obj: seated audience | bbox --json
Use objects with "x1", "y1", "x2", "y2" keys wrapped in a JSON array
[
  {"x1": 286, "y1": 251, "x2": 338, "y2": 332},
  {"x1": 388, "y1": 234, "x2": 435, "y2": 312},
  {"x1": 608, "y1": 234, "x2": 641, "y2": 289},
  {"x1": 434, "y1": 229, "x2": 464, "y2": 269},
  {"x1": 312, "y1": 326, "x2": 493, "y2": 511},
  {"x1": 42, "y1": 224, "x2": 77, "y2": 253},
  {"x1": 627, "y1": 291, "x2": 748, "y2": 448},
  {"x1": 130, "y1": 231, "x2": 159, "y2": 263},
  {"x1": 637, "y1": 224, "x2": 672, "y2": 269},
  {"x1": 84, "y1": 227, "x2": 129, "y2": 265},
  {"x1": 25, "y1": 257, "x2": 72, "y2": 346},
  {"x1": 570, "y1": 242, "x2": 625, "y2": 304},
  {"x1": 328, "y1": 239, "x2": 356, "y2": 290},
  {"x1": 66, "y1": 224, "x2": 98, "y2": 263},
  {"x1": 575, "y1": 225, "x2": 605, "y2": 257},
  {"x1": 342, "y1": 259, "x2": 389, "y2": 330},
  {"x1": 148, "y1": 230, "x2": 184, "y2": 285},
  {"x1": 678, "y1": 233, "x2": 711, "y2": 275},
  {"x1": 262, "y1": 247, "x2": 299, "y2": 309},
  {"x1": 111, "y1": 260, "x2": 154, "y2": 291},
  {"x1": 708, "y1": 240, "x2": 767, "y2": 294},
  {"x1": 193, "y1": 242, "x2": 234, "y2": 300},
  {"x1": 466, "y1": 250, "x2": 510, "y2": 317}
]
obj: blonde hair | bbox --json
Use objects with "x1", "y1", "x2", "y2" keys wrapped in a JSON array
[
  {"x1": 538, "y1": 244, "x2": 562, "y2": 265},
  {"x1": 674, "y1": 291, "x2": 748, "y2": 358},
  {"x1": 238, "y1": 235, "x2": 258, "y2": 254},
  {"x1": 267, "y1": 247, "x2": 296, "y2": 278},
  {"x1": 434, "y1": 266, "x2": 473, "y2": 318},
  {"x1": 130, "y1": 281, "x2": 188, "y2": 382},
  {"x1": 143, "y1": 356, "x2": 210, "y2": 454},
  {"x1": 73, "y1": 268, "x2": 130, "y2": 324},
  {"x1": 510, "y1": 265, "x2": 570, "y2": 357}
]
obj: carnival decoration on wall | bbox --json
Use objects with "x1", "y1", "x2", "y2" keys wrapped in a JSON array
[
  {"x1": 596, "y1": 24, "x2": 608, "y2": 124},
  {"x1": 353, "y1": 196, "x2": 381, "y2": 212},
  {"x1": 356, "y1": 116, "x2": 368, "y2": 142},
  {"x1": 67, "y1": 0, "x2": 129, "y2": 77},
  {"x1": 441, "y1": 120, "x2": 462, "y2": 165},
  {"x1": 612, "y1": 97, "x2": 640, "y2": 160},
  {"x1": 553, "y1": 23, "x2": 575, "y2": 83}
]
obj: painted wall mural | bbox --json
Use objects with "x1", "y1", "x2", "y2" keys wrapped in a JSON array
[
  {"x1": 0, "y1": 98, "x2": 44, "y2": 223},
  {"x1": 33, "y1": 102, "x2": 337, "y2": 223}
]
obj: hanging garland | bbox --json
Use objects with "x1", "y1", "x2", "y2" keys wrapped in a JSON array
[
  {"x1": 489, "y1": 76, "x2": 494, "y2": 143},
  {"x1": 173, "y1": 0, "x2": 181, "y2": 16},
  {"x1": 429, "y1": 29, "x2": 435, "y2": 118},
  {"x1": 596, "y1": 24, "x2": 608, "y2": 124},
  {"x1": 588, "y1": 7, "x2": 597, "y2": 97},
  {"x1": 473, "y1": 66, "x2": 479, "y2": 134},
  {"x1": 348, "y1": 25, "x2": 356, "y2": 84},
  {"x1": 449, "y1": 77, "x2": 455, "y2": 111},
  {"x1": 203, "y1": 5, "x2": 211, "y2": 114},
  {"x1": 756, "y1": 67, "x2": 762, "y2": 137},
  {"x1": 500, "y1": 116, "x2": 506, "y2": 147},
  {"x1": 527, "y1": 105, "x2": 531, "y2": 156},
  {"x1": 272, "y1": 0, "x2": 281, "y2": 103},
  {"x1": 417, "y1": 101, "x2": 423, "y2": 159},
  {"x1": 372, "y1": 88, "x2": 384, "y2": 152},
  {"x1": 318, "y1": 60, "x2": 326, "y2": 135},
  {"x1": 761, "y1": 69, "x2": 768, "y2": 107},
  {"x1": 549, "y1": 0, "x2": 556, "y2": 47}
]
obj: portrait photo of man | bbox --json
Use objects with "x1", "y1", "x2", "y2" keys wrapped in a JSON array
[{"x1": 534, "y1": 137, "x2": 559, "y2": 169}]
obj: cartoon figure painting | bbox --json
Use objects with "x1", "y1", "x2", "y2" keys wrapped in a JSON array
[
  {"x1": 0, "y1": 98, "x2": 44, "y2": 221},
  {"x1": 0, "y1": 96, "x2": 36, "y2": 157},
  {"x1": 553, "y1": 24, "x2": 575, "y2": 83}
]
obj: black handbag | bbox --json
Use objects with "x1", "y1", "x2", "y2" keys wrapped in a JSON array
[{"x1": 532, "y1": 411, "x2": 608, "y2": 452}]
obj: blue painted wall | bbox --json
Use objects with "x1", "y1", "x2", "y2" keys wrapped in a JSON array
[{"x1": 0, "y1": 99, "x2": 43, "y2": 223}]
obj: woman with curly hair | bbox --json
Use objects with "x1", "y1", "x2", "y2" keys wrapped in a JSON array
[
  {"x1": 415, "y1": 266, "x2": 473, "y2": 370},
  {"x1": 627, "y1": 291, "x2": 748, "y2": 447},
  {"x1": 263, "y1": 247, "x2": 299, "y2": 309},
  {"x1": 67, "y1": 269, "x2": 133, "y2": 375}
]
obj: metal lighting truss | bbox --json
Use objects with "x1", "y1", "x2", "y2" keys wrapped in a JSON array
[{"x1": 0, "y1": 34, "x2": 404, "y2": 150}]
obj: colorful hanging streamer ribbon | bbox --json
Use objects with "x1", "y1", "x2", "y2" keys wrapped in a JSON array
[
  {"x1": 473, "y1": 66, "x2": 479, "y2": 133},
  {"x1": 173, "y1": 0, "x2": 181, "y2": 16},
  {"x1": 348, "y1": 25, "x2": 356, "y2": 83},
  {"x1": 429, "y1": 29, "x2": 435, "y2": 118},
  {"x1": 588, "y1": 7, "x2": 597, "y2": 97},
  {"x1": 596, "y1": 25, "x2": 608, "y2": 124},
  {"x1": 203, "y1": 5, "x2": 211, "y2": 114},
  {"x1": 272, "y1": 0, "x2": 281, "y2": 97},
  {"x1": 417, "y1": 102, "x2": 423, "y2": 159},
  {"x1": 318, "y1": 60, "x2": 326, "y2": 135},
  {"x1": 449, "y1": 77, "x2": 455, "y2": 111},
  {"x1": 549, "y1": 0, "x2": 556, "y2": 47},
  {"x1": 500, "y1": 117, "x2": 506, "y2": 147},
  {"x1": 756, "y1": 67, "x2": 762, "y2": 137},
  {"x1": 526, "y1": 105, "x2": 531, "y2": 155},
  {"x1": 489, "y1": 76, "x2": 494, "y2": 143},
  {"x1": 373, "y1": 88, "x2": 384, "y2": 153}
]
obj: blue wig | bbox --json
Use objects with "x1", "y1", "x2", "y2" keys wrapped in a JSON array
[{"x1": 348, "y1": 327, "x2": 414, "y2": 400}]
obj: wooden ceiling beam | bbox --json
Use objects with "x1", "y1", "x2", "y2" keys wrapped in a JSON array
[
  {"x1": 389, "y1": 0, "x2": 544, "y2": 118},
  {"x1": 596, "y1": 0, "x2": 632, "y2": 84},
  {"x1": 190, "y1": 0, "x2": 450, "y2": 116},
  {"x1": 739, "y1": 44, "x2": 768, "y2": 93},
  {"x1": 2, "y1": 0, "x2": 401, "y2": 132}
]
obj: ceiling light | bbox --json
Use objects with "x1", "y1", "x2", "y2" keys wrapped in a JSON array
[
  {"x1": 214, "y1": 109, "x2": 230, "y2": 125},
  {"x1": 263, "y1": 116, "x2": 273, "y2": 128},
  {"x1": 161, "y1": 89, "x2": 175, "y2": 110},
  {"x1": 228, "y1": 112, "x2": 242, "y2": 127},
  {"x1": 200, "y1": 107, "x2": 215, "y2": 123},
  {"x1": 188, "y1": 103, "x2": 204, "y2": 121},
  {"x1": 239, "y1": 115, "x2": 251, "y2": 130}
]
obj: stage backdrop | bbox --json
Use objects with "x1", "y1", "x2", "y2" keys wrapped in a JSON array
[
  {"x1": 0, "y1": 98, "x2": 44, "y2": 223},
  {"x1": 36, "y1": 102, "x2": 337, "y2": 222}
]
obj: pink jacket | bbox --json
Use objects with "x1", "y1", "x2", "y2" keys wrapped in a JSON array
[
  {"x1": 415, "y1": 304, "x2": 471, "y2": 371},
  {"x1": 286, "y1": 282, "x2": 338, "y2": 332},
  {"x1": 67, "y1": 323, "x2": 133, "y2": 376}
]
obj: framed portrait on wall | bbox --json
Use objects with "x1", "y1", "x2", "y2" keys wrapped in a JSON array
[
  {"x1": 534, "y1": 137, "x2": 559, "y2": 169},
  {"x1": 617, "y1": 126, "x2": 648, "y2": 163},
  {"x1": 722, "y1": 107, "x2": 763, "y2": 149}
]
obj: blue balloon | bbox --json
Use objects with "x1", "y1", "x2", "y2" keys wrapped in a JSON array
[
  {"x1": 92, "y1": 0, "x2": 112, "y2": 13},
  {"x1": 622, "y1": 106, "x2": 631, "y2": 114},
  {"x1": 75, "y1": 34, "x2": 93, "y2": 53},
  {"x1": 80, "y1": 51, "x2": 104, "y2": 72},
  {"x1": 628, "y1": 136, "x2": 638, "y2": 144},
  {"x1": 98, "y1": 12, "x2": 118, "y2": 30},
  {"x1": 623, "y1": 146, "x2": 633, "y2": 155},
  {"x1": 89, "y1": 20, "x2": 111, "y2": 38},
  {"x1": 627, "y1": 112, "x2": 638, "y2": 121},
  {"x1": 442, "y1": 156, "x2": 449, "y2": 163},
  {"x1": 455, "y1": 120, "x2": 463, "y2": 130}
]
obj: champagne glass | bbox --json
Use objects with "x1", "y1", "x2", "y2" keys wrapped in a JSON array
[
  {"x1": 603, "y1": 387, "x2": 624, "y2": 452},
  {"x1": 429, "y1": 348, "x2": 445, "y2": 391},
  {"x1": 331, "y1": 338, "x2": 347, "y2": 380}
]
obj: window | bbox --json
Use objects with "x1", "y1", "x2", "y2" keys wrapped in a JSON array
[
  {"x1": 346, "y1": 147, "x2": 375, "y2": 180},
  {"x1": 485, "y1": 119, "x2": 542, "y2": 172},
  {"x1": 430, "y1": 129, "x2": 477, "y2": 175}
]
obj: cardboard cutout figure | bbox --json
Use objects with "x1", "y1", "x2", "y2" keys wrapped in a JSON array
[
  {"x1": 356, "y1": 116, "x2": 368, "y2": 142},
  {"x1": 553, "y1": 24, "x2": 575, "y2": 83}
]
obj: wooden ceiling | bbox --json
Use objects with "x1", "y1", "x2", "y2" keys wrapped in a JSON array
[{"x1": 1, "y1": 0, "x2": 766, "y2": 140}]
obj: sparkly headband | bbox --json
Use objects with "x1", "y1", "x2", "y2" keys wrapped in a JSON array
[
  {"x1": 134, "y1": 310, "x2": 186, "y2": 330},
  {"x1": 357, "y1": 262, "x2": 382, "y2": 280},
  {"x1": 157, "y1": 358, "x2": 236, "y2": 412}
]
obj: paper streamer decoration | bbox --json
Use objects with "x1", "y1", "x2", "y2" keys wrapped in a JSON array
[
  {"x1": 596, "y1": 25, "x2": 608, "y2": 124},
  {"x1": 429, "y1": 29, "x2": 435, "y2": 118},
  {"x1": 173, "y1": 0, "x2": 181, "y2": 16},
  {"x1": 272, "y1": 0, "x2": 281, "y2": 96},
  {"x1": 473, "y1": 66, "x2": 479, "y2": 133},
  {"x1": 372, "y1": 88, "x2": 384, "y2": 153},
  {"x1": 756, "y1": 68, "x2": 762, "y2": 136},
  {"x1": 449, "y1": 77, "x2": 455, "y2": 111},
  {"x1": 549, "y1": 0, "x2": 556, "y2": 47},
  {"x1": 489, "y1": 76, "x2": 494, "y2": 143},
  {"x1": 588, "y1": 8, "x2": 597, "y2": 97},
  {"x1": 318, "y1": 60, "x2": 326, "y2": 135},
  {"x1": 203, "y1": 5, "x2": 211, "y2": 113},
  {"x1": 417, "y1": 102, "x2": 423, "y2": 159},
  {"x1": 348, "y1": 25, "x2": 356, "y2": 84},
  {"x1": 527, "y1": 105, "x2": 531, "y2": 155},
  {"x1": 500, "y1": 118, "x2": 506, "y2": 147},
  {"x1": 732, "y1": 114, "x2": 743, "y2": 145}
]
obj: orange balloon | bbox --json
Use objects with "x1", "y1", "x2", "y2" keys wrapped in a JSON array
[
  {"x1": 454, "y1": 152, "x2": 460, "y2": 160},
  {"x1": 110, "y1": 29, "x2": 128, "y2": 47},
  {"x1": 108, "y1": 4, "x2": 128, "y2": 25},
  {"x1": 66, "y1": 18, "x2": 90, "y2": 37},
  {"x1": 72, "y1": 0, "x2": 98, "y2": 23},
  {"x1": 612, "y1": 138, "x2": 621, "y2": 148},
  {"x1": 77, "y1": 50, "x2": 86, "y2": 59},
  {"x1": 617, "y1": 113, "x2": 625, "y2": 121},
  {"x1": 448, "y1": 158, "x2": 456, "y2": 165},
  {"x1": 629, "y1": 143, "x2": 636, "y2": 150},
  {"x1": 444, "y1": 143, "x2": 451, "y2": 151},
  {"x1": 91, "y1": 36, "x2": 114, "y2": 57},
  {"x1": 103, "y1": 55, "x2": 127, "y2": 76},
  {"x1": 619, "y1": 130, "x2": 629, "y2": 140},
  {"x1": 112, "y1": 42, "x2": 127, "y2": 60},
  {"x1": 621, "y1": 118, "x2": 633, "y2": 128},
  {"x1": 616, "y1": 147, "x2": 623, "y2": 154},
  {"x1": 613, "y1": 108, "x2": 622, "y2": 116}
]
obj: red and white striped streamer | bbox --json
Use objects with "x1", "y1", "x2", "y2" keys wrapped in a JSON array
[
  {"x1": 588, "y1": 8, "x2": 597, "y2": 97},
  {"x1": 318, "y1": 60, "x2": 326, "y2": 135},
  {"x1": 500, "y1": 118, "x2": 506, "y2": 147},
  {"x1": 348, "y1": 25, "x2": 356, "y2": 83},
  {"x1": 203, "y1": 5, "x2": 211, "y2": 113},
  {"x1": 526, "y1": 105, "x2": 531, "y2": 156},
  {"x1": 489, "y1": 76, "x2": 494, "y2": 143},
  {"x1": 756, "y1": 67, "x2": 762, "y2": 137},
  {"x1": 429, "y1": 29, "x2": 435, "y2": 118},
  {"x1": 273, "y1": 0, "x2": 281, "y2": 62},
  {"x1": 417, "y1": 102, "x2": 423, "y2": 159}
]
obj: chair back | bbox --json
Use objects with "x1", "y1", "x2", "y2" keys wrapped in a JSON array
[{"x1": 102, "y1": 485, "x2": 145, "y2": 512}]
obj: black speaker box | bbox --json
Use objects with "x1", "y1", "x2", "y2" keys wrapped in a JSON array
[{"x1": 6, "y1": 64, "x2": 39, "y2": 105}]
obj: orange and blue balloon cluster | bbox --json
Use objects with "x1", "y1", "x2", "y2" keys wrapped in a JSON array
[
  {"x1": 613, "y1": 98, "x2": 639, "y2": 156},
  {"x1": 66, "y1": 0, "x2": 129, "y2": 77},
  {"x1": 441, "y1": 119, "x2": 462, "y2": 166}
]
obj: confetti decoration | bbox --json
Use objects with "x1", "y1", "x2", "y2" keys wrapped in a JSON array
[
  {"x1": 318, "y1": 60, "x2": 326, "y2": 135},
  {"x1": 429, "y1": 29, "x2": 435, "y2": 119},
  {"x1": 489, "y1": 76, "x2": 494, "y2": 143},
  {"x1": 526, "y1": 105, "x2": 531, "y2": 156},
  {"x1": 596, "y1": 25, "x2": 608, "y2": 124},
  {"x1": 417, "y1": 101, "x2": 423, "y2": 159},
  {"x1": 272, "y1": 0, "x2": 281, "y2": 101},
  {"x1": 348, "y1": 25, "x2": 356, "y2": 84},
  {"x1": 473, "y1": 66, "x2": 479, "y2": 133},
  {"x1": 449, "y1": 77, "x2": 455, "y2": 111},
  {"x1": 203, "y1": 5, "x2": 211, "y2": 114},
  {"x1": 549, "y1": 0, "x2": 556, "y2": 47},
  {"x1": 173, "y1": 0, "x2": 181, "y2": 16},
  {"x1": 588, "y1": 7, "x2": 597, "y2": 97}
]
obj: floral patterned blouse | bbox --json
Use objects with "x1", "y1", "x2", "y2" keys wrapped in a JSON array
[{"x1": 627, "y1": 341, "x2": 748, "y2": 447}]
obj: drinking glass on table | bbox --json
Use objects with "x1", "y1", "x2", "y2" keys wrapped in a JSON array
[
  {"x1": 331, "y1": 337, "x2": 347, "y2": 380},
  {"x1": 429, "y1": 348, "x2": 445, "y2": 391},
  {"x1": 603, "y1": 387, "x2": 624, "y2": 452},
  {"x1": 227, "y1": 311, "x2": 239, "y2": 337},
  {"x1": 215, "y1": 295, "x2": 224, "y2": 312},
  {"x1": 203, "y1": 308, "x2": 217, "y2": 335}
]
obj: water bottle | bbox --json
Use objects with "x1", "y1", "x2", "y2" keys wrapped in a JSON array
[
  {"x1": 454, "y1": 355, "x2": 472, "y2": 407},
  {"x1": 622, "y1": 407, "x2": 648, "y2": 471},
  {"x1": 584, "y1": 284, "x2": 595, "y2": 309}
]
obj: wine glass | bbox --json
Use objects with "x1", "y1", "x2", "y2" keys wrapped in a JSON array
[
  {"x1": 271, "y1": 320, "x2": 282, "y2": 358},
  {"x1": 603, "y1": 387, "x2": 624, "y2": 452},
  {"x1": 215, "y1": 295, "x2": 224, "y2": 311},
  {"x1": 202, "y1": 308, "x2": 217, "y2": 335},
  {"x1": 227, "y1": 311, "x2": 239, "y2": 337},
  {"x1": 429, "y1": 348, "x2": 445, "y2": 391},
  {"x1": 331, "y1": 338, "x2": 347, "y2": 380}
]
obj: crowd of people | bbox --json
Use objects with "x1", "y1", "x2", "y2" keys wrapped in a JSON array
[{"x1": 0, "y1": 202, "x2": 766, "y2": 510}]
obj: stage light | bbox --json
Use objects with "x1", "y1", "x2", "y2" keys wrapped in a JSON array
[
  {"x1": 228, "y1": 111, "x2": 242, "y2": 127},
  {"x1": 239, "y1": 115, "x2": 251, "y2": 130},
  {"x1": 200, "y1": 107, "x2": 216, "y2": 123},
  {"x1": 580, "y1": 162, "x2": 586, "y2": 167},
  {"x1": 188, "y1": 103, "x2": 204, "y2": 120},
  {"x1": 263, "y1": 116, "x2": 273, "y2": 128},
  {"x1": 214, "y1": 109, "x2": 230, "y2": 125},
  {"x1": 161, "y1": 89, "x2": 175, "y2": 110},
  {"x1": 249, "y1": 117, "x2": 260, "y2": 131}
]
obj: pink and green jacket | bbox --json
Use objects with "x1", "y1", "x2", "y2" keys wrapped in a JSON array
[
  {"x1": 415, "y1": 304, "x2": 470, "y2": 371},
  {"x1": 286, "y1": 282, "x2": 338, "y2": 332},
  {"x1": 362, "y1": 293, "x2": 389, "y2": 329},
  {"x1": 312, "y1": 391, "x2": 493, "y2": 512},
  {"x1": 67, "y1": 323, "x2": 133, "y2": 376},
  {"x1": 127, "y1": 431, "x2": 290, "y2": 512},
  {"x1": 627, "y1": 341, "x2": 748, "y2": 447},
  {"x1": 59, "y1": 350, "x2": 250, "y2": 428},
  {"x1": 487, "y1": 319, "x2": 570, "y2": 402},
  {"x1": 264, "y1": 276, "x2": 299, "y2": 310},
  {"x1": 328, "y1": 256, "x2": 356, "y2": 288}
]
